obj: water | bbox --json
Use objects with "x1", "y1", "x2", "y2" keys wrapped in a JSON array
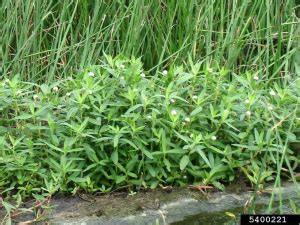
[{"x1": 171, "y1": 201, "x2": 297, "y2": 225}]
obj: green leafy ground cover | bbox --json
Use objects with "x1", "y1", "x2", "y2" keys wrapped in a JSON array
[{"x1": 1, "y1": 56, "x2": 299, "y2": 198}]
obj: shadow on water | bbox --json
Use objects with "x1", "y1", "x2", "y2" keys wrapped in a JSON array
[
  {"x1": 171, "y1": 201, "x2": 297, "y2": 225},
  {"x1": 171, "y1": 209, "x2": 239, "y2": 225}
]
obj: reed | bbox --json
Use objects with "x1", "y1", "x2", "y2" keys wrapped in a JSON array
[{"x1": 2, "y1": 0, "x2": 298, "y2": 82}]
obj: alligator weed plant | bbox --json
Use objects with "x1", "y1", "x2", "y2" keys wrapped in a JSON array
[{"x1": 0, "y1": 56, "x2": 299, "y2": 221}]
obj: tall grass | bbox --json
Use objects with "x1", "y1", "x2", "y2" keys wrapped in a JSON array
[{"x1": 1, "y1": 0, "x2": 299, "y2": 82}]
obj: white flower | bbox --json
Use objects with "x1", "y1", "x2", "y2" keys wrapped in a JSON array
[
  {"x1": 33, "y1": 94, "x2": 39, "y2": 100},
  {"x1": 245, "y1": 99, "x2": 250, "y2": 104},
  {"x1": 171, "y1": 109, "x2": 177, "y2": 116},
  {"x1": 88, "y1": 72, "x2": 95, "y2": 77},
  {"x1": 192, "y1": 95, "x2": 198, "y2": 100},
  {"x1": 170, "y1": 98, "x2": 175, "y2": 103},
  {"x1": 53, "y1": 86, "x2": 58, "y2": 92},
  {"x1": 66, "y1": 92, "x2": 71, "y2": 97},
  {"x1": 129, "y1": 191, "x2": 137, "y2": 196},
  {"x1": 253, "y1": 75, "x2": 259, "y2": 81},
  {"x1": 162, "y1": 70, "x2": 168, "y2": 75},
  {"x1": 16, "y1": 90, "x2": 22, "y2": 95},
  {"x1": 2, "y1": 79, "x2": 9, "y2": 86},
  {"x1": 185, "y1": 117, "x2": 191, "y2": 122},
  {"x1": 211, "y1": 136, "x2": 217, "y2": 141},
  {"x1": 183, "y1": 175, "x2": 187, "y2": 179},
  {"x1": 140, "y1": 73, "x2": 146, "y2": 78},
  {"x1": 120, "y1": 64, "x2": 125, "y2": 69},
  {"x1": 67, "y1": 76, "x2": 73, "y2": 80},
  {"x1": 207, "y1": 68, "x2": 213, "y2": 73},
  {"x1": 246, "y1": 111, "x2": 251, "y2": 116},
  {"x1": 268, "y1": 105, "x2": 273, "y2": 110},
  {"x1": 269, "y1": 90, "x2": 276, "y2": 96},
  {"x1": 147, "y1": 115, "x2": 152, "y2": 119}
]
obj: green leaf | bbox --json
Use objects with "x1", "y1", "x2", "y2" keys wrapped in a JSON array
[
  {"x1": 2, "y1": 201, "x2": 15, "y2": 212},
  {"x1": 287, "y1": 132, "x2": 297, "y2": 141},
  {"x1": 176, "y1": 73, "x2": 193, "y2": 85},
  {"x1": 69, "y1": 177, "x2": 88, "y2": 183},
  {"x1": 113, "y1": 134, "x2": 121, "y2": 148},
  {"x1": 238, "y1": 132, "x2": 248, "y2": 139},
  {"x1": 79, "y1": 117, "x2": 89, "y2": 132},
  {"x1": 142, "y1": 149, "x2": 153, "y2": 159},
  {"x1": 40, "y1": 84, "x2": 50, "y2": 94},
  {"x1": 150, "y1": 180, "x2": 159, "y2": 189},
  {"x1": 67, "y1": 107, "x2": 78, "y2": 120},
  {"x1": 166, "y1": 149, "x2": 188, "y2": 154},
  {"x1": 26, "y1": 124, "x2": 48, "y2": 130},
  {"x1": 213, "y1": 181, "x2": 225, "y2": 191},
  {"x1": 210, "y1": 164, "x2": 228, "y2": 177},
  {"x1": 127, "y1": 172, "x2": 137, "y2": 178},
  {"x1": 206, "y1": 145, "x2": 224, "y2": 155},
  {"x1": 124, "y1": 104, "x2": 143, "y2": 115},
  {"x1": 190, "y1": 107, "x2": 203, "y2": 116},
  {"x1": 116, "y1": 176, "x2": 126, "y2": 184},
  {"x1": 104, "y1": 53, "x2": 114, "y2": 67},
  {"x1": 173, "y1": 130, "x2": 190, "y2": 143},
  {"x1": 160, "y1": 129, "x2": 167, "y2": 153},
  {"x1": 195, "y1": 147, "x2": 211, "y2": 168},
  {"x1": 180, "y1": 155, "x2": 190, "y2": 170},
  {"x1": 111, "y1": 150, "x2": 118, "y2": 164},
  {"x1": 43, "y1": 141, "x2": 64, "y2": 153},
  {"x1": 164, "y1": 158, "x2": 171, "y2": 172},
  {"x1": 147, "y1": 164, "x2": 156, "y2": 177},
  {"x1": 13, "y1": 114, "x2": 32, "y2": 120}
]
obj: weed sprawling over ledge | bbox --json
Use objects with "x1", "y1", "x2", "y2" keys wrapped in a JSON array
[{"x1": 1, "y1": 56, "x2": 299, "y2": 199}]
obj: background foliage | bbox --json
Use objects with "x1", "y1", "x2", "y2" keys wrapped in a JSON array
[{"x1": 1, "y1": 0, "x2": 299, "y2": 82}]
